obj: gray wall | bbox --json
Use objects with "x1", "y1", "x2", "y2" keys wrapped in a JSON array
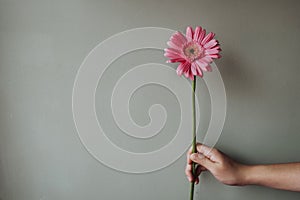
[{"x1": 0, "y1": 0, "x2": 300, "y2": 200}]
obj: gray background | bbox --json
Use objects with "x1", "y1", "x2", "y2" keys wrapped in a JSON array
[{"x1": 0, "y1": 0, "x2": 300, "y2": 199}]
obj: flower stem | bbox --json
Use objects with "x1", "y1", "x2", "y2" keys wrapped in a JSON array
[{"x1": 189, "y1": 76, "x2": 197, "y2": 200}]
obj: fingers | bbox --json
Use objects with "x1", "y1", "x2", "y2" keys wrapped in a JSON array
[
  {"x1": 196, "y1": 143, "x2": 212, "y2": 155},
  {"x1": 186, "y1": 148, "x2": 193, "y2": 165},
  {"x1": 185, "y1": 163, "x2": 193, "y2": 182},
  {"x1": 190, "y1": 153, "x2": 215, "y2": 171},
  {"x1": 185, "y1": 164, "x2": 204, "y2": 184},
  {"x1": 194, "y1": 165, "x2": 202, "y2": 184},
  {"x1": 186, "y1": 147, "x2": 194, "y2": 182},
  {"x1": 187, "y1": 143, "x2": 215, "y2": 157},
  {"x1": 195, "y1": 143, "x2": 221, "y2": 163},
  {"x1": 186, "y1": 143, "x2": 219, "y2": 183}
]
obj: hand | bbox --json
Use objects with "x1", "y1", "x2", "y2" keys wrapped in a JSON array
[{"x1": 185, "y1": 143, "x2": 247, "y2": 186}]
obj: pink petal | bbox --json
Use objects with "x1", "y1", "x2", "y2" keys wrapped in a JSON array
[
  {"x1": 166, "y1": 58, "x2": 186, "y2": 63},
  {"x1": 186, "y1": 26, "x2": 193, "y2": 42},
  {"x1": 209, "y1": 54, "x2": 221, "y2": 59},
  {"x1": 172, "y1": 31, "x2": 187, "y2": 45},
  {"x1": 169, "y1": 37, "x2": 184, "y2": 48},
  {"x1": 201, "y1": 56, "x2": 213, "y2": 63},
  {"x1": 191, "y1": 63, "x2": 197, "y2": 75},
  {"x1": 196, "y1": 59, "x2": 209, "y2": 71},
  {"x1": 210, "y1": 45, "x2": 221, "y2": 50},
  {"x1": 197, "y1": 29, "x2": 206, "y2": 43},
  {"x1": 176, "y1": 62, "x2": 190, "y2": 76},
  {"x1": 191, "y1": 62, "x2": 203, "y2": 77},
  {"x1": 189, "y1": 69, "x2": 195, "y2": 80},
  {"x1": 193, "y1": 61, "x2": 204, "y2": 76},
  {"x1": 164, "y1": 51, "x2": 182, "y2": 59},
  {"x1": 184, "y1": 69, "x2": 194, "y2": 80},
  {"x1": 205, "y1": 49, "x2": 220, "y2": 55},
  {"x1": 197, "y1": 59, "x2": 208, "y2": 67},
  {"x1": 184, "y1": 70, "x2": 189, "y2": 78},
  {"x1": 176, "y1": 63, "x2": 185, "y2": 75},
  {"x1": 204, "y1": 39, "x2": 217, "y2": 49},
  {"x1": 205, "y1": 65, "x2": 212, "y2": 72},
  {"x1": 164, "y1": 47, "x2": 182, "y2": 55},
  {"x1": 193, "y1": 26, "x2": 202, "y2": 42},
  {"x1": 196, "y1": 66, "x2": 203, "y2": 77},
  {"x1": 201, "y1": 32, "x2": 215, "y2": 45},
  {"x1": 167, "y1": 40, "x2": 183, "y2": 50}
]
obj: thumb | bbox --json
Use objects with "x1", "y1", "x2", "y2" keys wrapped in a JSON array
[{"x1": 190, "y1": 153, "x2": 215, "y2": 171}]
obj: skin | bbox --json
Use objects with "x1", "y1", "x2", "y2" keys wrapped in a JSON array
[{"x1": 185, "y1": 143, "x2": 300, "y2": 192}]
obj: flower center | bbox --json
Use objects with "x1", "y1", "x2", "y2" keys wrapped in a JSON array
[{"x1": 183, "y1": 42, "x2": 203, "y2": 62}]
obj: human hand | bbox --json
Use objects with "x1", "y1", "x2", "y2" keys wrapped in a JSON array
[{"x1": 185, "y1": 143, "x2": 247, "y2": 186}]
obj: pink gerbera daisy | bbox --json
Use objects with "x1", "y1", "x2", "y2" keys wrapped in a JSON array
[{"x1": 164, "y1": 26, "x2": 221, "y2": 80}]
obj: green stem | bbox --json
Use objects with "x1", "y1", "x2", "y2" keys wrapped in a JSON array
[{"x1": 189, "y1": 76, "x2": 197, "y2": 200}]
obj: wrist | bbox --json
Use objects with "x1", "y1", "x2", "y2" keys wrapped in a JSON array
[
  {"x1": 241, "y1": 164, "x2": 263, "y2": 186},
  {"x1": 236, "y1": 164, "x2": 257, "y2": 186}
]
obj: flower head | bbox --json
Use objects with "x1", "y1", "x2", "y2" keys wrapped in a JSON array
[{"x1": 164, "y1": 26, "x2": 221, "y2": 80}]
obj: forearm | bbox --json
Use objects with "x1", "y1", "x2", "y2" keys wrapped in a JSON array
[{"x1": 243, "y1": 163, "x2": 300, "y2": 191}]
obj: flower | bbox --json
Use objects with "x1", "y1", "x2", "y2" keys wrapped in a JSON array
[{"x1": 164, "y1": 26, "x2": 221, "y2": 80}]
